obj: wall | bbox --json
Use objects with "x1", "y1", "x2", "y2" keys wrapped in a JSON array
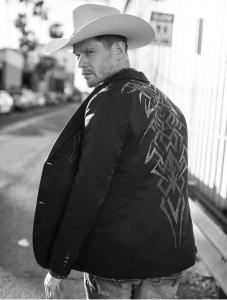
[
  {"x1": 0, "y1": 49, "x2": 24, "y2": 89},
  {"x1": 128, "y1": 0, "x2": 227, "y2": 211}
]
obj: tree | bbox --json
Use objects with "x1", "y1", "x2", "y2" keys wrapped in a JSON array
[
  {"x1": 15, "y1": 13, "x2": 37, "y2": 56},
  {"x1": 18, "y1": 0, "x2": 48, "y2": 20},
  {"x1": 49, "y1": 23, "x2": 63, "y2": 39},
  {"x1": 35, "y1": 56, "x2": 57, "y2": 80},
  {"x1": 14, "y1": 0, "x2": 48, "y2": 57},
  {"x1": 14, "y1": 0, "x2": 49, "y2": 88},
  {"x1": 33, "y1": 1, "x2": 48, "y2": 20}
]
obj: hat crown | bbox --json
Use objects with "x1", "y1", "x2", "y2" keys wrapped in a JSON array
[
  {"x1": 73, "y1": 4, "x2": 120, "y2": 33},
  {"x1": 44, "y1": 3, "x2": 155, "y2": 55}
]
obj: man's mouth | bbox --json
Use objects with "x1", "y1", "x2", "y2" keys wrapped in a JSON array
[{"x1": 82, "y1": 72, "x2": 93, "y2": 77}]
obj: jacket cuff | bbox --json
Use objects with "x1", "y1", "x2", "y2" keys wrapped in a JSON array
[
  {"x1": 49, "y1": 269, "x2": 68, "y2": 279},
  {"x1": 49, "y1": 251, "x2": 74, "y2": 279}
]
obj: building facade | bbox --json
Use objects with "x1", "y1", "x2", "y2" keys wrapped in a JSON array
[
  {"x1": 0, "y1": 48, "x2": 24, "y2": 90},
  {"x1": 126, "y1": 0, "x2": 227, "y2": 213}
]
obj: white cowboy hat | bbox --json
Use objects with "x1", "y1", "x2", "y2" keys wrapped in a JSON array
[{"x1": 44, "y1": 4, "x2": 155, "y2": 55}]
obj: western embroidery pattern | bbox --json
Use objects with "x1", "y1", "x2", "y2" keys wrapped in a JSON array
[{"x1": 121, "y1": 80, "x2": 188, "y2": 248}]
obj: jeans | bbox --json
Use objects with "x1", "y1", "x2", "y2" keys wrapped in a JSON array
[{"x1": 84, "y1": 272, "x2": 182, "y2": 299}]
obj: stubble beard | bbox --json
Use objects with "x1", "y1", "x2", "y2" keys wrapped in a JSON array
[
  {"x1": 86, "y1": 73, "x2": 104, "y2": 88},
  {"x1": 86, "y1": 78, "x2": 98, "y2": 88}
]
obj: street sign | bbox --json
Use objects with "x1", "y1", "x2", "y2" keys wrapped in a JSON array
[{"x1": 150, "y1": 12, "x2": 174, "y2": 46}]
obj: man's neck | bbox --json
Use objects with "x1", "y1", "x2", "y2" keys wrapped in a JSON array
[
  {"x1": 107, "y1": 58, "x2": 131, "y2": 80},
  {"x1": 115, "y1": 58, "x2": 131, "y2": 74}
]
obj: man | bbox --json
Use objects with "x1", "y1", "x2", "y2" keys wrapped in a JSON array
[{"x1": 33, "y1": 3, "x2": 196, "y2": 299}]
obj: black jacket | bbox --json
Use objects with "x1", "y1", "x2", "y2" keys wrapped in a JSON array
[{"x1": 33, "y1": 68, "x2": 196, "y2": 280}]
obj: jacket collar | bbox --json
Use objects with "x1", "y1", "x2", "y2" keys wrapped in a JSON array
[{"x1": 101, "y1": 67, "x2": 149, "y2": 86}]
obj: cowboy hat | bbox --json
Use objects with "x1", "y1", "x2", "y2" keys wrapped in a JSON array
[{"x1": 44, "y1": 4, "x2": 155, "y2": 55}]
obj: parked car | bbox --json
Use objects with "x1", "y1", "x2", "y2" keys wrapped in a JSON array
[
  {"x1": 45, "y1": 92, "x2": 66, "y2": 106},
  {"x1": 9, "y1": 87, "x2": 35, "y2": 111},
  {"x1": 66, "y1": 87, "x2": 82, "y2": 104},
  {"x1": 22, "y1": 88, "x2": 37, "y2": 107},
  {"x1": 45, "y1": 92, "x2": 60, "y2": 106},
  {"x1": 34, "y1": 93, "x2": 46, "y2": 106},
  {"x1": 0, "y1": 90, "x2": 14, "y2": 113}
]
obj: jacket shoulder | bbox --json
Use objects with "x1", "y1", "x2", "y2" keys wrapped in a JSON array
[
  {"x1": 109, "y1": 79, "x2": 153, "y2": 114},
  {"x1": 85, "y1": 85, "x2": 127, "y2": 121},
  {"x1": 117, "y1": 79, "x2": 187, "y2": 124},
  {"x1": 106, "y1": 79, "x2": 145, "y2": 113}
]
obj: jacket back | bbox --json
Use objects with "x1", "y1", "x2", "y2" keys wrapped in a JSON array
[
  {"x1": 33, "y1": 68, "x2": 196, "y2": 279},
  {"x1": 73, "y1": 69, "x2": 196, "y2": 278}
]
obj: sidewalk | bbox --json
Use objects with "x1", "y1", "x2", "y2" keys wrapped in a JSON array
[
  {"x1": 177, "y1": 257, "x2": 220, "y2": 299},
  {"x1": 60, "y1": 257, "x2": 220, "y2": 299}
]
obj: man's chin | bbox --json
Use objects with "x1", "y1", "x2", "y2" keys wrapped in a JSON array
[
  {"x1": 86, "y1": 80, "x2": 98, "y2": 88},
  {"x1": 87, "y1": 82, "x2": 96, "y2": 88}
]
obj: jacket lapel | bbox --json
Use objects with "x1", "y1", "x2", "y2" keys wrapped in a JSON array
[
  {"x1": 47, "y1": 79, "x2": 113, "y2": 160},
  {"x1": 47, "y1": 100, "x2": 87, "y2": 160}
]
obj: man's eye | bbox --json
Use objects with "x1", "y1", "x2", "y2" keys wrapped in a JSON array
[{"x1": 86, "y1": 51, "x2": 94, "y2": 55}]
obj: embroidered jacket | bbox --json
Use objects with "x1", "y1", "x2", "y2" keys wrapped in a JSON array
[{"x1": 33, "y1": 68, "x2": 196, "y2": 279}]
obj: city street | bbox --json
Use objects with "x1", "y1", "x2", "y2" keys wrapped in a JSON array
[{"x1": 0, "y1": 104, "x2": 86, "y2": 298}]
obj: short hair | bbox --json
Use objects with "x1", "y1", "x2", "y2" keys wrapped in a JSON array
[{"x1": 93, "y1": 35, "x2": 128, "y2": 52}]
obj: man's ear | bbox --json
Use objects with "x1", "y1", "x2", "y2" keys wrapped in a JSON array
[{"x1": 114, "y1": 41, "x2": 126, "y2": 59}]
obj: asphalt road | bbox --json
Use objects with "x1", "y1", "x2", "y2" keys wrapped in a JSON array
[
  {"x1": 0, "y1": 104, "x2": 86, "y2": 299},
  {"x1": 0, "y1": 105, "x2": 219, "y2": 299}
]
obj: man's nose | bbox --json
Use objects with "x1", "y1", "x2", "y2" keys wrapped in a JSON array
[{"x1": 78, "y1": 55, "x2": 87, "y2": 68}]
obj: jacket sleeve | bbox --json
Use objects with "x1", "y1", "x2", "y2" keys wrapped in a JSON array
[{"x1": 48, "y1": 91, "x2": 127, "y2": 278}]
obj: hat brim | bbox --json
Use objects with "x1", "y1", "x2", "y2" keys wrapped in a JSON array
[{"x1": 44, "y1": 14, "x2": 155, "y2": 55}]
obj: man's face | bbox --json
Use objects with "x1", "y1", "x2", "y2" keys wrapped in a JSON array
[{"x1": 73, "y1": 38, "x2": 118, "y2": 87}]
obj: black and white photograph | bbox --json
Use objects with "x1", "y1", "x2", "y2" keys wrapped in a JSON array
[{"x1": 0, "y1": 0, "x2": 227, "y2": 298}]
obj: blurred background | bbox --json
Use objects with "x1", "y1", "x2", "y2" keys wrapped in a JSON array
[{"x1": 0, "y1": 0, "x2": 227, "y2": 298}]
